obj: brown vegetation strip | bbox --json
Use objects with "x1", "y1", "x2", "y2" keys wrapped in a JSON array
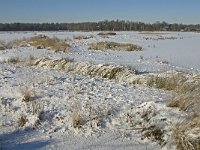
[
  {"x1": 89, "y1": 41, "x2": 142, "y2": 51},
  {"x1": 28, "y1": 35, "x2": 70, "y2": 52},
  {"x1": 1, "y1": 35, "x2": 70, "y2": 52},
  {"x1": 74, "y1": 35, "x2": 93, "y2": 40}
]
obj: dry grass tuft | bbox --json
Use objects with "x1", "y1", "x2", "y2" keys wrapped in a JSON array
[
  {"x1": 144, "y1": 36, "x2": 178, "y2": 40},
  {"x1": 74, "y1": 35, "x2": 93, "y2": 40},
  {"x1": 4, "y1": 40, "x2": 29, "y2": 49},
  {"x1": 30, "y1": 101, "x2": 43, "y2": 117},
  {"x1": 146, "y1": 72, "x2": 200, "y2": 149},
  {"x1": 28, "y1": 35, "x2": 70, "y2": 52},
  {"x1": 71, "y1": 109, "x2": 83, "y2": 128},
  {"x1": 17, "y1": 115, "x2": 28, "y2": 127},
  {"x1": 148, "y1": 72, "x2": 199, "y2": 114},
  {"x1": 167, "y1": 81, "x2": 200, "y2": 113},
  {"x1": 166, "y1": 75, "x2": 200, "y2": 149},
  {"x1": 6, "y1": 57, "x2": 20, "y2": 64},
  {"x1": 0, "y1": 35, "x2": 70, "y2": 52},
  {"x1": 141, "y1": 125, "x2": 165, "y2": 146},
  {"x1": 27, "y1": 55, "x2": 36, "y2": 66},
  {"x1": 101, "y1": 66, "x2": 124, "y2": 80},
  {"x1": 71, "y1": 101, "x2": 83, "y2": 128},
  {"x1": 98, "y1": 32, "x2": 117, "y2": 38},
  {"x1": 98, "y1": 32, "x2": 117, "y2": 36},
  {"x1": 173, "y1": 119, "x2": 200, "y2": 150},
  {"x1": 89, "y1": 41, "x2": 142, "y2": 51},
  {"x1": 21, "y1": 87, "x2": 32, "y2": 102},
  {"x1": 0, "y1": 41, "x2": 6, "y2": 50},
  {"x1": 156, "y1": 59, "x2": 169, "y2": 64},
  {"x1": 147, "y1": 75, "x2": 179, "y2": 90}
]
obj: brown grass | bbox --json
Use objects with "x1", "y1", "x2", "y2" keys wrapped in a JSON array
[
  {"x1": 146, "y1": 75, "x2": 180, "y2": 90},
  {"x1": 89, "y1": 41, "x2": 142, "y2": 51},
  {"x1": 0, "y1": 42, "x2": 5, "y2": 50},
  {"x1": 71, "y1": 109, "x2": 83, "y2": 128},
  {"x1": 27, "y1": 35, "x2": 70, "y2": 52},
  {"x1": 166, "y1": 75, "x2": 200, "y2": 150},
  {"x1": 167, "y1": 81, "x2": 200, "y2": 113},
  {"x1": 98, "y1": 32, "x2": 117, "y2": 36},
  {"x1": 1, "y1": 35, "x2": 70, "y2": 52},
  {"x1": 147, "y1": 72, "x2": 200, "y2": 114},
  {"x1": 143, "y1": 72, "x2": 200, "y2": 148},
  {"x1": 71, "y1": 100, "x2": 83, "y2": 128},
  {"x1": 156, "y1": 59, "x2": 169, "y2": 64},
  {"x1": 74, "y1": 35, "x2": 93, "y2": 40},
  {"x1": 173, "y1": 118, "x2": 200, "y2": 150},
  {"x1": 5, "y1": 40, "x2": 26, "y2": 49},
  {"x1": 146, "y1": 72, "x2": 200, "y2": 149},
  {"x1": 141, "y1": 125, "x2": 165, "y2": 146},
  {"x1": 17, "y1": 115, "x2": 28, "y2": 127},
  {"x1": 98, "y1": 32, "x2": 117, "y2": 38},
  {"x1": 7, "y1": 57, "x2": 20, "y2": 64},
  {"x1": 21, "y1": 87, "x2": 32, "y2": 102}
]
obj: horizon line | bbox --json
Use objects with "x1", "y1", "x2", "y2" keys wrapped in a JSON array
[{"x1": 1, "y1": 20, "x2": 200, "y2": 25}]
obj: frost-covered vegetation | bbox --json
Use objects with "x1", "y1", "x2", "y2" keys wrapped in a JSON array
[{"x1": 0, "y1": 31, "x2": 199, "y2": 150}]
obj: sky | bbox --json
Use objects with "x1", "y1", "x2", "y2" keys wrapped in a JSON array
[{"x1": 0, "y1": 0, "x2": 200, "y2": 24}]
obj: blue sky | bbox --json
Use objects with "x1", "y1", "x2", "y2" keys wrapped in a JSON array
[{"x1": 0, "y1": 0, "x2": 199, "y2": 24}]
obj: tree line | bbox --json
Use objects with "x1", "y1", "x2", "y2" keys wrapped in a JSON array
[{"x1": 0, "y1": 20, "x2": 200, "y2": 31}]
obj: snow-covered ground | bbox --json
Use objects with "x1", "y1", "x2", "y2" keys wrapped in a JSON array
[
  {"x1": 0, "y1": 31, "x2": 200, "y2": 72},
  {"x1": 0, "y1": 31, "x2": 198, "y2": 150}
]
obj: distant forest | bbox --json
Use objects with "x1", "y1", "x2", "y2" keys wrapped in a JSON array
[{"x1": 0, "y1": 20, "x2": 200, "y2": 31}]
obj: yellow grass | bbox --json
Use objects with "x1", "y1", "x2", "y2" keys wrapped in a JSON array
[
  {"x1": 28, "y1": 35, "x2": 70, "y2": 52},
  {"x1": 173, "y1": 117, "x2": 200, "y2": 150},
  {"x1": 166, "y1": 75, "x2": 200, "y2": 150}
]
